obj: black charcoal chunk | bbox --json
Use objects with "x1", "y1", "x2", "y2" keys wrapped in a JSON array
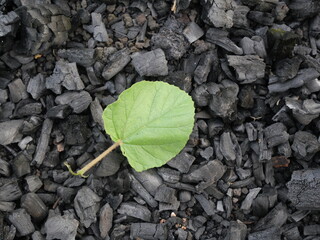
[
  {"x1": 0, "y1": 158, "x2": 10, "y2": 177},
  {"x1": 248, "y1": 11, "x2": 274, "y2": 26},
  {"x1": 99, "y1": 203, "x2": 113, "y2": 238},
  {"x1": 191, "y1": 84, "x2": 211, "y2": 107},
  {"x1": 32, "y1": 118, "x2": 53, "y2": 166},
  {"x1": 57, "y1": 187, "x2": 76, "y2": 204},
  {"x1": 46, "y1": 105, "x2": 72, "y2": 119},
  {"x1": 132, "y1": 169, "x2": 163, "y2": 196},
  {"x1": 90, "y1": 98, "x2": 104, "y2": 128},
  {"x1": 252, "y1": 186, "x2": 277, "y2": 217},
  {"x1": 95, "y1": 151, "x2": 124, "y2": 177},
  {"x1": 31, "y1": 231, "x2": 45, "y2": 240},
  {"x1": 44, "y1": 214, "x2": 79, "y2": 240},
  {"x1": 46, "y1": 59, "x2": 84, "y2": 94},
  {"x1": 248, "y1": 227, "x2": 281, "y2": 240},
  {"x1": 304, "y1": 225, "x2": 320, "y2": 236},
  {"x1": 225, "y1": 220, "x2": 247, "y2": 240},
  {"x1": 239, "y1": 36, "x2": 266, "y2": 58},
  {"x1": 206, "y1": 28, "x2": 243, "y2": 54},
  {"x1": 8, "y1": 78, "x2": 28, "y2": 103},
  {"x1": 21, "y1": 193, "x2": 47, "y2": 221},
  {"x1": 0, "y1": 11, "x2": 19, "y2": 38},
  {"x1": 291, "y1": 131, "x2": 320, "y2": 160},
  {"x1": 130, "y1": 223, "x2": 167, "y2": 240},
  {"x1": 12, "y1": 152, "x2": 31, "y2": 177},
  {"x1": 288, "y1": 0, "x2": 320, "y2": 20},
  {"x1": 55, "y1": 91, "x2": 92, "y2": 113},
  {"x1": 182, "y1": 160, "x2": 226, "y2": 192},
  {"x1": 13, "y1": 99, "x2": 42, "y2": 117},
  {"x1": 27, "y1": 73, "x2": 46, "y2": 100},
  {"x1": 0, "y1": 89, "x2": 8, "y2": 103},
  {"x1": 274, "y1": 56, "x2": 303, "y2": 82},
  {"x1": 102, "y1": 48, "x2": 131, "y2": 80},
  {"x1": 179, "y1": 190, "x2": 192, "y2": 202},
  {"x1": 159, "y1": 196, "x2": 180, "y2": 212},
  {"x1": 199, "y1": 147, "x2": 214, "y2": 160},
  {"x1": 86, "y1": 66, "x2": 101, "y2": 85},
  {"x1": 84, "y1": 13, "x2": 108, "y2": 42},
  {"x1": 194, "y1": 194, "x2": 215, "y2": 216},
  {"x1": 131, "y1": 48, "x2": 168, "y2": 76},
  {"x1": 25, "y1": 175, "x2": 42, "y2": 192},
  {"x1": 151, "y1": 28, "x2": 189, "y2": 60},
  {"x1": 117, "y1": 202, "x2": 151, "y2": 222},
  {"x1": 194, "y1": 50, "x2": 218, "y2": 85},
  {"x1": 287, "y1": 169, "x2": 320, "y2": 210},
  {"x1": 8, "y1": 209, "x2": 35, "y2": 236},
  {"x1": 208, "y1": 80, "x2": 239, "y2": 119},
  {"x1": 201, "y1": 1, "x2": 235, "y2": 28},
  {"x1": 253, "y1": 203, "x2": 288, "y2": 231},
  {"x1": 74, "y1": 186, "x2": 101, "y2": 228},
  {"x1": 0, "y1": 201, "x2": 15, "y2": 212},
  {"x1": 0, "y1": 181, "x2": 22, "y2": 201},
  {"x1": 286, "y1": 98, "x2": 320, "y2": 125},
  {"x1": 111, "y1": 20, "x2": 127, "y2": 39},
  {"x1": 154, "y1": 184, "x2": 176, "y2": 203},
  {"x1": 130, "y1": 174, "x2": 158, "y2": 208},
  {"x1": 227, "y1": 55, "x2": 266, "y2": 83},
  {"x1": 264, "y1": 123, "x2": 289, "y2": 148},
  {"x1": 57, "y1": 48, "x2": 96, "y2": 67},
  {"x1": 269, "y1": 68, "x2": 320, "y2": 93},
  {"x1": 233, "y1": 5, "x2": 250, "y2": 28},
  {"x1": 183, "y1": 22, "x2": 204, "y2": 44},
  {"x1": 157, "y1": 168, "x2": 180, "y2": 184},
  {"x1": 167, "y1": 151, "x2": 195, "y2": 173},
  {"x1": 241, "y1": 187, "x2": 261, "y2": 211},
  {"x1": 220, "y1": 131, "x2": 242, "y2": 166}
]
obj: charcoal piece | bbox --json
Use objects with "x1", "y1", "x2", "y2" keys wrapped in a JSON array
[
  {"x1": 111, "y1": 21, "x2": 127, "y2": 38},
  {"x1": 236, "y1": 168, "x2": 251, "y2": 180},
  {"x1": 85, "y1": 13, "x2": 108, "y2": 42},
  {"x1": 25, "y1": 175, "x2": 42, "y2": 192},
  {"x1": 8, "y1": 78, "x2": 28, "y2": 103},
  {"x1": 46, "y1": 105, "x2": 72, "y2": 119},
  {"x1": 201, "y1": 0, "x2": 235, "y2": 28},
  {"x1": 191, "y1": 84, "x2": 211, "y2": 107},
  {"x1": 208, "y1": 80, "x2": 239, "y2": 119},
  {"x1": 227, "y1": 55, "x2": 265, "y2": 83},
  {"x1": 55, "y1": 91, "x2": 92, "y2": 113},
  {"x1": 208, "y1": 119, "x2": 224, "y2": 137},
  {"x1": 20, "y1": 116, "x2": 42, "y2": 134},
  {"x1": 131, "y1": 48, "x2": 168, "y2": 77},
  {"x1": 132, "y1": 169, "x2": 163, "y2": 196},
  {"x1": 86, "y1": 66, "x2": 101, "y2": 85},
  {"x1": 263, "y1": 123, "x2": 289, "y2": 148},
  {"x1": 159, "y1": 196, "x2": 180, "y2": 212},
  {"x1": 253, "y1": 203, "x2": 288, "y2": 231},
  {"x1": 269, "y1": 68, "x2": 320, "y2": 93},
  {"x1": 46, "y1": 59, "x2": 84, "y2": 94},
  {"x1": 117, "y1": 202, "x2": 151, "y2": 222},
  {"x1": 8, "y1": 209, "x2": 34, "y2": 236},
  {"x1": 275, "y1": 56, "x2": 303, "y2": 82},
  {"x1": 233, "y1": 6, "x2": 250, "y2": 28},
  {"x1": 99, "y1": 203, "x2": 113, "y2": 238},
  {"x1": 286, "y1": 98, "x2": 320, "y2": 125},
  {"x1": 130, "y1": 174, "x2": 158, "y2": 208},
  {"x1": 194, "y1": 50, "x2": 218, "y2": 84},
  {"x1": 44, "y1": 214, "x2": 79, "y2": 240},
  {"x1": 15, "y1": 5, "x2": 71, "y2": 55},
  {"x1": 31, "y1": 231, "x2": 45, "y2": 240},
  {"x1": 0, "y1": 181, "x2": 22, "y2": 201},
  {"x1": 0, "y1": 89, "x2": 8, "y2": 104},
  {"x1": 199, "y1": 147, "x2": 213, "y2": 160},
  {"x1": 220, "y1": 131, "x2": 242, "y2": 166},
  {"x1": 239, "y1": 36, "x2": 266, "y2": 58},
  {"x1": 0, "y1": 102, "x2": 14, "y2": 120},
  {"x1": 130, "y1": 223, "x2": 167, "y2": 240},
  {"x1": 248, "y1": 227, "x2": 281, "y2": 240},
  {"x1": 288, "y1": 0, "x2": 320, "y2": 20},
  {"x1": 157, "y1": 168, "x2": 180, "y2": 183},
  {"x1": 0, "y1": 158, "x2": 10, "y2": 177},
  {"x1": 304, "y1": 225, "x2": 320, "y2": 236},
  {"x1": 74, "y1": 186, "x2": 101, "y2": 228},
  {"x1": 252, "y1": 186, "x2": 277, "y2": 217},
  {"x1": 179, "y1": 191, "x2": 192, "y2": 203},
  {"x1": 206, "y1": 28, "x2": 243, "y2": 55},
  {"x1": 12, "y1": 152, "x2": 31, "y2": 177},
  {"x1": 95, "y1": 151, "x2": 124, "y2": 177},
  {"x1": 245, "y1": 123, "x2": 257, "y2": 141},
  {"x1": 291, "y1": 131, "x2": 320, "y2": 160},
  {"x1": 225, "y1": 220, "x2": 247, "y2": 240},
  {"x1": 168, "y1": 151, "x2": 195, "y2": 174},
  {"x1": 183, "y1": 22, "x2": 204, "y2": 44},
  {"x1": 13, "y1": 99, "x2": 42, "y2": 117},
  {"x1": 32, "y1": 118, "x2": 53, "y2": 166},
  {"x1": 57, "y1": 48, "x2": 96, "y2": 67},
  {"x1": 154, "y1": 184, "x2": 176, "y2": 203},
  {"x1": 21, "y1": 193, "x2": 47, "y2": 221},
  {"x1": 151, "y1": 28, "x2": 189, "y2": 60},
  {"x1": 90, "y1": 98, "x2": 104, "y2": 129},
  {"x1": 1, "y1": 52, "x2": 21, "y2": 69},
  {"x1": 114, "y1": 73, "x2": 127, "y2": 94},
  {"x1": 27, "y1": 73, "x2": 45, "y2": 100},
  {"x1": 102, "y1": 48, "x2": 131, "y2": 80},
  {"x1": 0, "y1": 201, "x2": 15, "y2": 212},
  {"x1": 283, "y1": 226, "x2": 300, "y2": 240},
  {"x1": 0, "y1": 11, "x2": 19, "y2": 38},
  {"x1": 248, "y1": 11, "x2": 274, "y2": 26},
  {"x1": 305, "y1": 77, "x2": 320, "y2": 93},
  {"x1": 57, "y1": 187, "x2": 76, "y2": 204},
  {"x1": 287, "y1": 169, "x2": 320, "y2": 210},
  {"x1": 182, "y1": 160, "x2": 226, "y2": 192},
  {"x1": 194, "y1": 194, "x2": 215, "y2": 216},
  {"x1": 240, "y1": 187, "x2": 261, "y2": 211}
]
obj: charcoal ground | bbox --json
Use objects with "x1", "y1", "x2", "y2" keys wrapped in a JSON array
[{"x1": 1, "y1": 0, "x2": 320, "y2": 239}]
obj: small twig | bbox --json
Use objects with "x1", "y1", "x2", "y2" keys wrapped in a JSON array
[{"x1": 65, "y1": 140, "x2": 123, "y2": 178}]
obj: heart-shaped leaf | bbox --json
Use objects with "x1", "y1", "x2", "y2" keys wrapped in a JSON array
[{"x1": 102, "y1": 81, "x2": 195, "y2": 172}]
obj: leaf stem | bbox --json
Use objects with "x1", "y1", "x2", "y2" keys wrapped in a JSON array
[{"x1": 64, "y1": 140, "x2": 123, "y2": 178}]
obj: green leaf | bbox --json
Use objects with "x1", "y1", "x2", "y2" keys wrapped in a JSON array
[{"x1": 102, "y1": 81, "x2": 195, "y2": 172}]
